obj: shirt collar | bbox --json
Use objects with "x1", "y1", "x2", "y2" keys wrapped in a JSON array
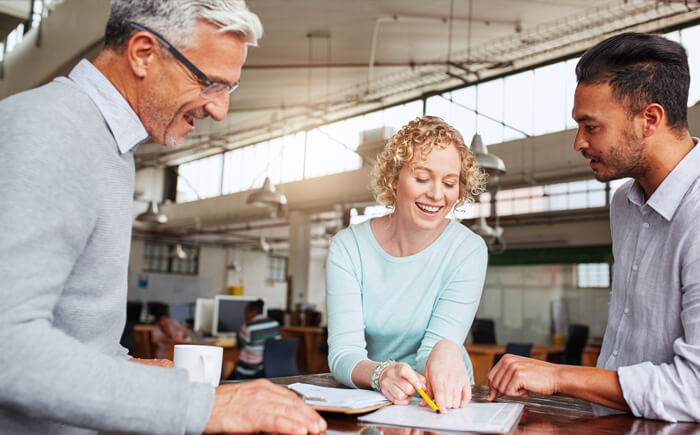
[
  {"x1": 68, "y1": 59, "x2": 149, "y2": 154},
  {"x1": 627, "y1": 137, "x2": 700, "y2": 221}
]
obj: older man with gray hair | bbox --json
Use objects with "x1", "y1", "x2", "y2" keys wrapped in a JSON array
[{"x1": 0, "y1": 1, "x2": 326, "y2": 434}]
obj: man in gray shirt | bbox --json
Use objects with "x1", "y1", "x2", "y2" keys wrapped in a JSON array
[
  {"x1": 0, "y1": 1, "x2": 325, "y2": 434},
  {"x1": 487, "y1": 33, "x2": 700, "y2": 422}
]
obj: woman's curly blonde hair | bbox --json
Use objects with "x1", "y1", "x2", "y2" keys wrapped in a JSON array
[{"x1": 371, "y1": 115, "x2": 486, "y2": 210}]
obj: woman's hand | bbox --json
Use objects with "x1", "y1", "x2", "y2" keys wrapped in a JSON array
[
  {"x1": 378, "y1": 362, "x2": 426, "y2": 405},
  {"x1": 423, "y1": 339, "x2": 471, "y2": 411}
]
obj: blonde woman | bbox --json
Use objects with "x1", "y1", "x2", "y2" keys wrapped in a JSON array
[{"x1": 326, "y1": 115, "x2": 487, "y2": 412}]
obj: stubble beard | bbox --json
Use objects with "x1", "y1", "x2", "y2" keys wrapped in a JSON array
[
  {"x1": 140, "y1": 94, "x2": 183, "y2": 148},
  {"x1": 590, "y1": 129, "x2": 648, "y2": 182}
]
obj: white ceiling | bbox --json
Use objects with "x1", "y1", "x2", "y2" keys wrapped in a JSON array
[{"x1": 133, "y1": 0, "x2": 700, "y2": 169}]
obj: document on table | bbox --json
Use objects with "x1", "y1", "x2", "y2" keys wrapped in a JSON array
[
  {"x1": 359, "y1": 400, "x2": 524, "y2": 434},
  {"x1": 287, "y1": 382, "x2": 389, "y2": 410}
]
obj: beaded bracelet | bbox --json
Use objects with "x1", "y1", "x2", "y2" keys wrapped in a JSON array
[{"x1": 370, "y1": 359, "x2": 395, "y2": 392}]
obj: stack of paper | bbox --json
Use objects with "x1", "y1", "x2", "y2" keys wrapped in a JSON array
[
  {"x1": 359, "y1": 400, "x2": 524, "y2": 434},
  {"x1": 288, "y1": 383, "x2": 389, "y2": 410}
]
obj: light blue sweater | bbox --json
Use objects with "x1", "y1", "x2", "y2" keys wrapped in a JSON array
[{"x1": 326, "y1": 219, "x2": 487, "y2": 388}]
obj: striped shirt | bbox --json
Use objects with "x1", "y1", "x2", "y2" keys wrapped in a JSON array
[
  {"x1": 598, "y1": 138, "x2": 700, "y2": 422},
  {"x1": 234, "y1": 315, "x2": 281, "y2": 378}
]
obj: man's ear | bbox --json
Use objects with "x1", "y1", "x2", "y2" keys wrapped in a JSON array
[
  {"x1": 126, "y1": 32, "x2": 159, "y2": 78},
  {"x1": 640, "y1": 103, "x2": 664, "y2": 138}
]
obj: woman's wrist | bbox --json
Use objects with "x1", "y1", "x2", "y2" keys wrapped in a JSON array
[{"x1": 370, "y1": 359, "x2": 395, "y2": 391}]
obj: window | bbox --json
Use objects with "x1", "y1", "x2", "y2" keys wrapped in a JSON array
[
  {"x1": 577, "y1": 263, "x2": 610, "y2": 288},
  {"x1": 266, "y1": 256, "x2": 287, "y2": 282},
  {"x1": 143, "y1": 241, "x2": 199, "y2": 275},
  {"x1": 175, "y1": 22, "x2": 700, "y2": 204},
  {"x1": 177, "y1": 154, "x2": 223, "y2": 202}
]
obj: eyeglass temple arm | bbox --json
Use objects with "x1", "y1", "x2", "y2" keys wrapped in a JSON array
[{"x1": 128, "y1": 21, "x2": 213, "y2": 87}]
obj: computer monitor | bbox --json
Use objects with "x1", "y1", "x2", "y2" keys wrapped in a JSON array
[
  {"x1": 169, "y1": 302, "x2": 195, "y2": 325},
  {"x1": 194, "y1": 298, "x2": 214, "y2": 334},
  {"x1": 212, "y1": 295, "x2": 264, "y2": 336}
]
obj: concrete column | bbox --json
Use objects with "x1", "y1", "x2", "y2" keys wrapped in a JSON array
[{"x1": 288, "y1": 210, "x2": 311, "y2": 307}]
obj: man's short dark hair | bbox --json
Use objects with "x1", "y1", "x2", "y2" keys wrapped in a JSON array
[
  {"x1": 246, "y1": 299, "x2": 265, "y2": 316},
  {"x1": 148, "y1": 302, "x2": 169, "y2": 321},
  {"x1": 575, "y1": 32, "x2": 690, "y2": 133}
]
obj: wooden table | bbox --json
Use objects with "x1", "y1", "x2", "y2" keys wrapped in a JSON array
[
  {"x1": 263, "y1": 373, "x2": 700, "y2": 434},
  {"x1": 466, "y1": 344, "x2": 564, "y2": 386},
  {"x1": 280, "y1": 326, "x2": 329, "y2": 374}
]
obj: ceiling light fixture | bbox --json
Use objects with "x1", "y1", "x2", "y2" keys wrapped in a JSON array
[
  {"x1": 254, "y1": 236, "x2": 271, "y2": 253},
  {"x1": 246, "y1": 177, "x2": 288, "y2": 209},
  {"x1": 136, "y1": 200, "x2": 168, "y2": 224},
  {"x1": 470, "y1": 133, "x2": 506, "y2": 177},
  {"x1": 169, "y1": 243, "x2": 187, "y2": 260},
  {"x1": 465, "y1": 0, "x2": 507, "y2": 253}
]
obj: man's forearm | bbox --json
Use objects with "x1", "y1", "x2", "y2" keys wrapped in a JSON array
[{"x1": 556, "y1": 365, "x2": 631, "y2": 411}]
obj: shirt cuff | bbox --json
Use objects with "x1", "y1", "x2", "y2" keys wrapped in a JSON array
[
  {"x1": 332, "y1": 352, "x2": 367, "y2": 388},
  {"x1": 183, "y1": 382, "x2": 216, "y2": 434}
]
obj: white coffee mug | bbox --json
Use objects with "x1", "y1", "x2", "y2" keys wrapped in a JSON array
[{"x1": 173, "y1": 344, "x2": 223, "y2": 387}]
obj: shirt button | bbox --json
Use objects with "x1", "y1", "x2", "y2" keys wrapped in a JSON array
[
  {"x1": 613, "y1": 350, "x2": 618, "y2": 356},
  {"x1": 643, "y1": 222, "x2": 650, "y2": 228},
  {"x1": 624, "y1": 307, "x2": 629, "y2": 314},
  {"x1": 632, "y1": 264, "x2": 638, "y2": 271}
]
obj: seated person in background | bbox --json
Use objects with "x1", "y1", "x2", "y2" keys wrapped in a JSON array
[
  {"x1": 326, "y1": 116, "x2": 488, "y2": 411},
  {"x1": 487, "y1": 32, "x2": 700, "y2": 422},
  {"x1": 232, "y1": 299, "x2": 281, "y2": 379},
  {"x1": 150, "y1": 303, "x2": 192, "y2": 360}
]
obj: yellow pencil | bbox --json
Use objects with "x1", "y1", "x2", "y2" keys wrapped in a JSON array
[{"x1": 415, "y1": 386, "x2": 441, "y2": 413}]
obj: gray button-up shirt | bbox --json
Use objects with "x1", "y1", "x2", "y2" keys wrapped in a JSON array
[{"x1": 598, "y1": 138, "x2": 700, "y2": 422}]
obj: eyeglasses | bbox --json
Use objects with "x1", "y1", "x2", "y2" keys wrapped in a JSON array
[{"x1": 128, "y1": 22, "x2": 239, "y2": 99}]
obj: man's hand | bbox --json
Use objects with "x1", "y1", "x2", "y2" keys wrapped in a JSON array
[
  {"x1": 423, "y1": 340, "x2": 471, "y2": 412},
  {"x1": 488, "y1": 356, "x2": 630, "y2": 411},
  {"x1": 129, "y1": 358, "x2": 173, "y2": 368},
  {"x1": 205, "y1": 379, "x2": 326, "y2": 435},
  {"x1": 378, "y1": 362, "x2": 426, "y2": 405},
  {"x1": 487, "y1": 354, "x2": 559, "y2": 401}
]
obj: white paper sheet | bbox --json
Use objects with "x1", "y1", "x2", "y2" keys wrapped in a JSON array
[
  {"x1": 359, "y1": 400, "x2": 524, "y2": 434},
  {"x1": 288, "y1": 383, "x2": 389, "y2": 409}
]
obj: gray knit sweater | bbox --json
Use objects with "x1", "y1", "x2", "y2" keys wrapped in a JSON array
[{"x1": 0, "y1": 73, "x2": 213, "y2": 434}]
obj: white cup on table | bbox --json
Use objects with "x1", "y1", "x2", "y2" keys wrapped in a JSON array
[{"x1": 173, "y1": 344, "x2": 223, "y2": 387}]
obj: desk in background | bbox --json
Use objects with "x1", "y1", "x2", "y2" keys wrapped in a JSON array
[
  {"x1": 466, "y1": 344, "x2": 564, "y2": 386},
  {"x1": 261, "y1": 372, "x2": 699, "y2": 434},
  {"x1": 281, "y1": 326, "x2": 329, "y2": 374},
  {"x1": 132, "y1": 325, "x2": 156, "y2": 359}
]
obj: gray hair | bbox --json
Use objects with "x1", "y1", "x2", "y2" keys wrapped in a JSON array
[{"x1": 104, "y1": 0, "x2": 263, "y2": 51}]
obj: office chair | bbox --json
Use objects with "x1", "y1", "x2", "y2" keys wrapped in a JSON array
[
  {"x1": 319, "y1": 326, "x2": 329, "y2": 354},
  {"x1": 263, "y1": 337, "x2": 299, "y2": 378},
  {"x1": 120, "y1": 301, "x2": 143, "y2": 353},
  {"x1": 563, "y1": 324, "x2": 589, "y2": 365},
  {"x1": 267, "y1": 309, "x2": 285, "y2": 327},
  {"x1": 471, "y1": 318, "x2": 497, "y2": 344},
  {"x1": 504, "y1": 342, "x2": 533, "y2": 357}
]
